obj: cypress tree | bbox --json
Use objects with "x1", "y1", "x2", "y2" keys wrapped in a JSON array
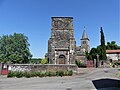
[{"x1": 100, "y1": 27, "x2": 107, "y2": 60}]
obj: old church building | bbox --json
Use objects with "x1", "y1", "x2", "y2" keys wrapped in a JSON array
[{"x1": 48, "y1": 17, "x2": 90, "y2": 64}]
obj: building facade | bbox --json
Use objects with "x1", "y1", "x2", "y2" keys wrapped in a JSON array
[
  {"x1": 75, "y1": 29, "x2": 90, "y2": 63},
  {"x1": 48, "y1": 17, "x2": 90, "y2": 64},
  {"x1": 106, "y1": 50, "x2": 120, "y2": 61}
]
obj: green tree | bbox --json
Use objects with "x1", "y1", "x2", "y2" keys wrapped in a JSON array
[
  {"x1": 41, "y1": 58, "x2": 48, "y2": 64},
  {"x1": 106, "y1": 41, "x2": 120, "y2": 50},
  {"x1": 86, "y1": 52, "x2": 92, "y2": 60},
  {"x1": 100, "y1": 27, "x2": 107, "y2": 60},
  {"x1": 0, "y1": 33, "x2": 32, "y2": 63},
  {"x1": 89, "y1": 48, "x2": 98, "y2": 60}
]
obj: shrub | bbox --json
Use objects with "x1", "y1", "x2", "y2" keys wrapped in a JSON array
[
  {"x1": 64, "y1": 70, "x2": 68, "y2": 76},
  {"x1": 46, "y1": 71, "x2": 53, "y2": 77},
  {"x1": 51, "y1": 72, "x2": 56, "y2": 76},
  {"x1": 11, "y1": 71, "x2": 17, "y2": 77},
  {"x1": 7, "y1": 70, "x2": 74, "y2": 78},
  {"x1": 68, "y1": 70, "x2": 73, "y2": 76},
  {"x1": 40, "y1": 72, "x2": 45, "y2": 77},
  {"x1": 16, "y1": 71, "x2": 23, "y2": 78},
  {"x1": 56, "y1": 70, "x2": 64, "y2": 77},
  {"x1": 31, "y1": 71, "x2": 41, "y2": 77},
  {"x1": 41, "y1": 58, "x2": 48, "y2": 64},
  {"x1": 75, "y1": 60, "x2": 87, "y2": 68},
  {"x1": 116, "y1": 72, "x2": 120, "y2": 78},
  {"x1": 75, "y1": 60, "x2": 81, "y2": 67},
  {"x1": 56, "y1": 71, "x2": 59, "y2": 76},
  {"x1": 44, "y1": 71, "x2": 49, "y2": 77},
  {"x1": 7, "y1": 71, "x2": 14, "y2": 78},
  {"x1": 30, "y1": 71, "x2": 36, "y2": 77},
  {"x1": 36, "y1": 71, "x2": 42, "y2": 77},
  {"x1": 24, "y1": 72, "x2": 31, "y2": 78}
]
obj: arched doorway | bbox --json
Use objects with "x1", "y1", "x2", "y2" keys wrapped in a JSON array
[{"x1": 59, "y1": 54, "x2": 66, "y2": 64}]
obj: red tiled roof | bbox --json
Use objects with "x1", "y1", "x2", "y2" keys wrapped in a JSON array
[{"x1": 106, "y1": 50, "x2": 120, "y2": 53}]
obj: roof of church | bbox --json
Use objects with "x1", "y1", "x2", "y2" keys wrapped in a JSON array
[{"x1": 81, "y1": 30, "x2": 89, "y2": 40}]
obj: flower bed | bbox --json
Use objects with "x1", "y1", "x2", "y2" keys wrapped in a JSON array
[{"x1": 7, "y1": 70, "x2": 73, "y2": 78}]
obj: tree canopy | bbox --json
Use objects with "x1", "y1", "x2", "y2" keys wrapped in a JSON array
[
  {"x1": 106, "y1": 41, "x2": 120, "y2": 50},
  {"x1": 0, "y1": 33, "x2": 32, "y2": 63}
]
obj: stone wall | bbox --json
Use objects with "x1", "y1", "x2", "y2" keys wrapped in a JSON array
[{"x1": 8, "y1": 64, "x2": 78, "y2": 73}]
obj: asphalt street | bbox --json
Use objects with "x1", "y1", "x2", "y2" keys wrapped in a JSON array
[{"x1": 0, "y1": 68, "x2": 120, "y2": 90}]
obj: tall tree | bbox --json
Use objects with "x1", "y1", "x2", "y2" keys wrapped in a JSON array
[
  {"x1": 100, "y1": 27, "x2": 107, "y2": 60},
  {"x1": 0, "y1": 33, "x2": 32, "y2": 63}
]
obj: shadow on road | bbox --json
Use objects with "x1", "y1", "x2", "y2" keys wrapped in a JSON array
[{"x1": 92, "y1": 78, "x2": 120, "y2": 90}]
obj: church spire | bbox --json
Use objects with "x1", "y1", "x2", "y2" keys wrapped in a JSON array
[
  {"x1": 81, "y1": 27, "x2": 89, "y2": 40},
  {"x1": 80, "y1": 27, "x2": 90, "y2": 53}
]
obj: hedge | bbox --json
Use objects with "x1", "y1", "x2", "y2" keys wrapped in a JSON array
[{"x1": 7, "y1": 70, "x2": 73, "y2": 78}]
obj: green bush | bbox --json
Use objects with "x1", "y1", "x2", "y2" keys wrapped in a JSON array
[
  {"x1": 75, "y1": 60, "x2": 87, "y2": 68},
  {"x1": 68, "y1": 70, "x2": 73, "y2": 76},
  {"x1": 36, "y1": 71, "x2": 42, "y2": 77},
  {"x1": 75, "y1": 60, "x2": 81, "y2": 67},
  {"x1": 116, "y1": 72, "x2": 120, "y2": 78},
  {"x1": 44, "y1": 71, "x2": 49, "y2": 77},
  {"x1": 31, "y1": 71, "x2": 41, "y2": 77},
  {"x1": 16, "y1": 71, "x2": 23, "y2": 78},
  {"x1": 7, "y1": 71, "x2": 14, "y2": 78},
  {"x1": 56, "y1": 71, "x2": 59, "y2": 76},
  {"x1": 56, "y1": 70, "x2": 64, "y2": 77},
  {"x1": 39, "y1": 72, "x2": 45, "y2": 77},
  {"x1": 51, "y1": 72, "x2": 56, "y2": 76},
  {"x1": 24, "y1": 72, "x2": 31, "y2": 78},
  {"x1": 64, "y1": 70, "x2": 68, "y2": 76},
  {"x1": 30, "y1": 71, "x2": 36, "y2": 77},
  {"x1": 7, "y1": 70, "x2": 73, "y2": 78},
  {"x1": 41, "y1": 58, "x2": 48, "y2": 64},
  {"x1": 8, "y1": 71, "x2": 23, "y2": 78},
  {"x1": 11, "y1": 71, "x2": 17, "y2": 77}
]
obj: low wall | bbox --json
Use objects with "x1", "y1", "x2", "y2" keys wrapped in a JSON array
[{"x1": 8, "y1": 64, "x2": 78, "y2": 73}]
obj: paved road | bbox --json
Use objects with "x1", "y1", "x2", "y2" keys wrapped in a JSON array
[{"x1": 0, "y1": 68, "x2": 120, "y2": 90}]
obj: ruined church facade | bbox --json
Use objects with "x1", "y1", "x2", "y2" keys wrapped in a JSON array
[{"x1": 48, "y1": 17, "x2": 90, "y2": 64}]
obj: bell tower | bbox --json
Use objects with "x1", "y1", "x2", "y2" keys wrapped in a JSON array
[
  {"x1": 81, "y1": 28, "x2": 90, "y2": 53},
  {"x1": 48, "y1": 17, "x2": 76, "y2": 64}
]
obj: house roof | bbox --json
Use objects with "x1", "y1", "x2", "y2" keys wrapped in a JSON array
[{"x1": 106, "y1": 50, "x2": 120, "y2": 54}]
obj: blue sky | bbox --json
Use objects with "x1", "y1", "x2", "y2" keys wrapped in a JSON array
[{"x1": 0, "y1": 0, "x2": 119, "y2": 58}]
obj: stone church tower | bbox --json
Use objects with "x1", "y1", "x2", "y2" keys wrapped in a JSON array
[
  {"x1": 75, "y1": 29, "x2": 90, "y2": 62},
  {"x1": 81, "y1": 30, "x2": 90, "y2": 53},
  {"x1": 48, "y1": 17, "x2": 76, "y2": 64}
]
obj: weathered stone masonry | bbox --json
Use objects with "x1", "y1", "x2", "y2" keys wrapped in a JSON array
[
  {"x1": 48, "y1": 17, "x2": 90, "y2": 64},
  {"x1": 48, "y1": 17, "x2": 76, "y2": 64}
]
